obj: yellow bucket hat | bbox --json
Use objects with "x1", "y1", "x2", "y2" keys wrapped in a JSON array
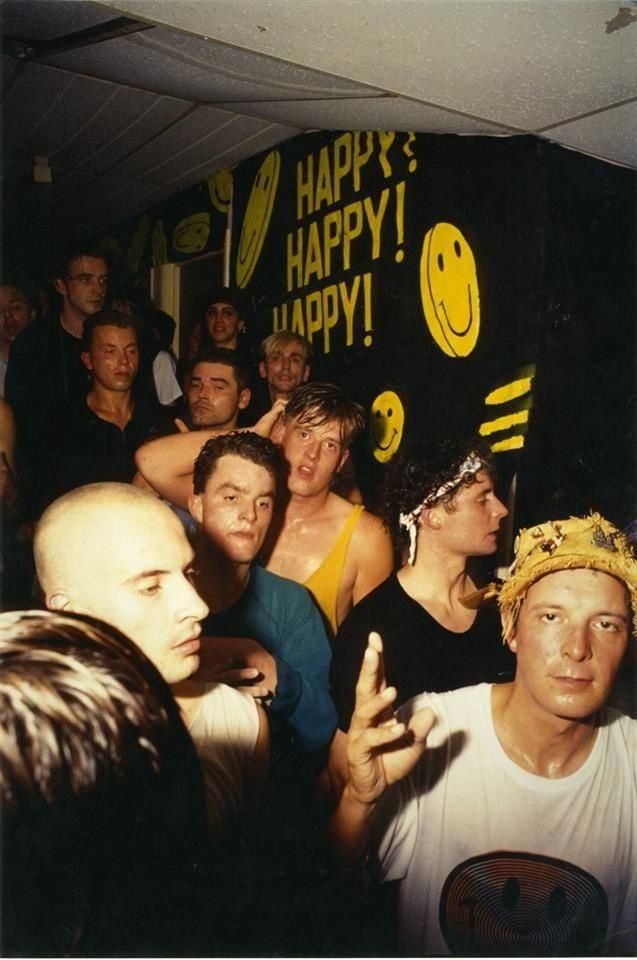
[{"x1": 498, "y1": 512, "x2": 637, "y2": 642}]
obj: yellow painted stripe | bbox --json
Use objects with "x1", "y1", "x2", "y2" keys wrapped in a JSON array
[
  {"x1": 479, "y1": 410, "x2": 529, "y2": 436},
  {"x1": 491, "y1": 435, "x2": 525, "y2": 453},
  {"x1": 485, "y1": 376, "x2": 533, "y2": 405}
]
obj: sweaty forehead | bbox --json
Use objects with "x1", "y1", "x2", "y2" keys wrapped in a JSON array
[
  {"x1": 191, "y1": 362, "x2": 235, "y2": 383},
  {"x1": 525, "y1": 567, "x2": 630, "y2": 612}
]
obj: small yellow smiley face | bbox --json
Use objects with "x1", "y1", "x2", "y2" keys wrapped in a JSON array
[
  {"x1": 236, "y1": 150, "x2": 281, "y2": 289},
  {"x1": 370, "y1": 391, "x2": 405, "y2": 463},
  {"x1": 420, "y1": 222, "x2": 480, "y2": 358},
  {"x1": 172, "y1": 212, "x2": 210, "y2": 254}
]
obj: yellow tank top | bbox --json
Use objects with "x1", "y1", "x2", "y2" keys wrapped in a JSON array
[{"x1": 303, "y1": 504, "x2": 364, "y2": 635}]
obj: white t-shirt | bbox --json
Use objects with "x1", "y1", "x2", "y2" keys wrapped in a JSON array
[
  {"x1": 152, "y1": 350, "x2": 182, "y2": 405},
  {"x1": 188, "y1": 682, "x2": 259, "y2": 840},
  {"x1": 374, "y1": 683, "x2": 637, "y2": 956}
]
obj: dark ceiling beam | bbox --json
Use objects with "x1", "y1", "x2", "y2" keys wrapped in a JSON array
[{"x1": 2, "y1": 17, "x2": 155, "y2": 61}]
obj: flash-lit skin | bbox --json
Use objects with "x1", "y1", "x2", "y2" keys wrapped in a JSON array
[
  {"x1": 263, "y1": 413, "x2": 394, "y2": 627},
  {"x1": 431, "y1": 471, "x2": 508, "y2": 559},
  {"x1": 279, "y1": 418, "x2": 347, "y2": 501},
  {"x1": 0, "y1": 286, "x2": 35, "y2": 359},
  {"x1": 259, "y1": 343, "x2": 310, "y2": 401},
  {"x1": 45, "y1": 503, "x2": 209, "y2": 685},
  {"x1": 187, "y1": 361, "x2": 250, "y2": 429},
  {"x1": 54, "y1": 256, "x2": 108, "y2": 338},
  {"x1": 189, "y1": 455, "x2": 275, "y2": 574},
  {"x1": 493, "y1": 568, "x2": 630, "y2": 777},
  {"x1": 204, "y1": 301, "x2": 244, "y2": 350}
]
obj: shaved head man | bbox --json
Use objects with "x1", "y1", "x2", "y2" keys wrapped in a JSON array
[
  {"x1": 34, "y1": 483, "x2": 208, "y2": 683},
  {"x1": 34, "y1": 482, "x2": 268, "y2": 840}
]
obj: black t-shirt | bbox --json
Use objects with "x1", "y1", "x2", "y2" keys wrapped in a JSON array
[{"x1": 331, "y1": 572, "x2": 516, "y2": 730}]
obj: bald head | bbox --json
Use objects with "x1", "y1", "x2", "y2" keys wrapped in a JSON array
[{"x1": 34, "y1": 483, "x2": 209, "y2": 684}]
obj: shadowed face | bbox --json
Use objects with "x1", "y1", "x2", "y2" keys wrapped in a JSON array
[
  {"x1": 205, "y1": 301, "x2": 243, "y2": 348},
  {"x1": 82, "y1": 324, "x2": 139, "y2": 392},
  {"x1": 259, "y1": 341, "x2": 310, "y2": 398},
  {"x1": 55, "y1": 256, "x2": 108, "y2": 318}
]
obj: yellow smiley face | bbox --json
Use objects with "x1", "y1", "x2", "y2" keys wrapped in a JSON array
[
  {"x1": 420, "y1": 222, "x2": 480, "y2": 357},
  {"x1": 235, "y1": 150, "x2": 281, "y2": 289},
  {"x1": 172, "y1": 212, "x2": 210, "y2": 254},
  {"x1": 370, "y1": 390, "x2": 405, "y2": 463},
  {"x1": 207, "y1": 169, "x2": 232, "y2": 213}
]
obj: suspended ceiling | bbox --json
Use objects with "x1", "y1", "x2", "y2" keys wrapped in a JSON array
[{"x1": 2, "y1": 0, "x2": 636, "y2": 235}]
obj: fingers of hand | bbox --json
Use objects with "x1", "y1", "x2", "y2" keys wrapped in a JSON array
[
  {"x1": 409, "y1": 706, "x2": 436, "y2": 743},
  {"x1": 351, "y1": 686, "x2": 397, "y2": 736},
  {"x1": 174, "y1": 418, "x2": 189, "y2": 433}
]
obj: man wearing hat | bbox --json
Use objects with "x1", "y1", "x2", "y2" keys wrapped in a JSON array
[{"x1": 330, "y1": 513, "x2": 637, "y2": 956}]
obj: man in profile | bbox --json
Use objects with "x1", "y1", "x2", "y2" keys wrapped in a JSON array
[{"x1": 34, "y1": 482, "x2": 268, "y2": 840}]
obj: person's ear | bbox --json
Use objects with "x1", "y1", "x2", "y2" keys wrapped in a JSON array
[
  {"x1": 270, "y1": 417, "x2": 286, "y2": 444},
  {"x1": 258, "y1": 360, "x2": 267, "y2": 381},
  {"x1": 301, "y1": 365, "x2": 310, "y2": 384},
  {"x1": 188, "y1": 493, "x2": 203, "y2": 524},
  {"x1": 421, "y1": 506, "x2": 442, "y2": 531},
  {"x1": 337, "y1": 448, "x2": 350, "y2": 474},
  {"x1": 80, "y1": 350, "x2": 93, "y2": 372},
  {"x1": 238, "y1": 387, "x2": 251, "y2": 411},
  {"x1": 48, "y1": 591, "x2": 71, "y2": 612},
  {"x1": 53, "y1": 276, "x2": 67, "y2": 297},
  {"x1": 500, "y1": 609, "x2": 518, "y2": 652}
]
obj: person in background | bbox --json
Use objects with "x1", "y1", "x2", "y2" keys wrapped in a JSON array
[
  {"x1": 0, "y1": 280, "x2": 36, "y2": 396},
  {"x1": 181, "y1": 347, "x2": 251, "y2": 432},
  {"x1": 43, "y1": 310, "x2": 169, "y2": 506},
  {"x1": 259, "y1": 331, "x2": 312, "y2": 403},
  {"x1": 147, "y1": 309, "x2": 182, "y2": 406},
  {"x1": 200, "y1": 285, "x2": 247, "y2": 352},
  {"x1": 0, "y1": 608, "x2": 213, "y2": 957},
  {"x1": 5, "y1": 245, "x2": 108, "y2": 517}
]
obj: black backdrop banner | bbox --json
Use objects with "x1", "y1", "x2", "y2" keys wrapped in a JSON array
[{"x1": 230, "y1": 130, "x2": 635, "y2": 530}]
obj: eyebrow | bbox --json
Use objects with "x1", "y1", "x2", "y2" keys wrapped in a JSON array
[
  {"x1": 191, "y1": 375, "x2": 230, "y2": 386},
  {"x1": 215, "y1": 481, "x2": 274, "y2": 497},
  {"x1": 527, "y1": 601, "x2": 629, "y2": 621},
  {"x1": 124, "y1": 569, "x2": 167, "y2": 586}
]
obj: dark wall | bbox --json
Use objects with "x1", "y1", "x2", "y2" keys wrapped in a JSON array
[{"x1": 230, "y1": 131, "x2": 636, "y2": 530}]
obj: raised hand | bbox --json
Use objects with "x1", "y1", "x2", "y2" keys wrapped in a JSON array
[{"x1": 347, "y1": 632, "x2": 435, "y2": 805}]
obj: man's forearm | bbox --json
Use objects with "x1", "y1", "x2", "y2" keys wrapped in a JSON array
[
  {"x1": 135, "y1": 430, "x2": 217, "y2": 504},
  {"x1": 327, "y1": 782, "x2": 378, "y2": 864}
]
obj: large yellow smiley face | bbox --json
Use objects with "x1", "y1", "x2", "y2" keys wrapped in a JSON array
[
  {"x1": 370, "y1": 391, "x2": 405, "y2": 463},
  {"x1": 420, "y1": 222, "x2": 480, "y2": 357},
  {"x1": 236, "y1": 150, "x2": 281, "y2": 289}
]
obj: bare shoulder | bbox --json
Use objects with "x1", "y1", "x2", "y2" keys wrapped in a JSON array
[{"x1": 351, "y1": 507, "x2": 391, "y2": 549}]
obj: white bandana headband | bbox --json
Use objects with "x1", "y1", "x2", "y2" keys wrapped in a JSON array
[{"x1": 399, "y1": 454, "x2": 484, "y2": 565}]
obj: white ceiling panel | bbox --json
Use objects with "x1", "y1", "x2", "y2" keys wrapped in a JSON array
[
  {"x1": 2, "y1": 0, "x2": 635, "y2": 240},
  {"x1": 221, "y1": 94, "x2": 511, "y2": 135},
  {"x1": 541, "y1": 100, "x2": 637, "y2": 168}
]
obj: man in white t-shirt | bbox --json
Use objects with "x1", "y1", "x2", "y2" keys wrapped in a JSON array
[
  {"x1": 34, "y1": 482, "x2": 269, "y2": 839},
  {"x1": 331, "y1": 512, "x2": 637, "y2": 955}
]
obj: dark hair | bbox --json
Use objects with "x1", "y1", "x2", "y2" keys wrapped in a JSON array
[
  {"x1": 204, "y1": 285, "x2": 245, "y2": 318},
  {"x1": 189, "y1": 346, "x2": 250, "y2": 393},
  {"x1": 0, "y1": 609, "x2": 211, "y2": 956},
  {"x1": 81, "y1": 308, "x2": 141, "y2": 351},
  {"x1": 52, "y1": 245, "x2": 109, "y2": 283},
  {"x1": 380, "y1": 437, "x2": 496, "y2": 548},
  {"x1": 283, "y1": 382, "x2": 365, "y2": 449},
  {"x1": 0, "y1": 278, "x2": 39, "y2": 316},
  {"x1": 193, "y1": 430, "x2": 282, "y2": 495},
  {"x1": 148, "y1": 309, "x2": 176, "y2": 351}
]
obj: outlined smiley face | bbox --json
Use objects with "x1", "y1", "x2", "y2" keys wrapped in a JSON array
[
  {"x1": 236, "y1": 150, "x2": 281, "y2": 289},
  {"x1": 420, "y1": 222, "x2": 480, "y2": 358},
  {"x1": 370, "y1": 391, "x2": 405, "y2": 463}
]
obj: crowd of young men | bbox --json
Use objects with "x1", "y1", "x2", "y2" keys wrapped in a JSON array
[{"x1": 0, "y1": 243, "x2": 635, "y2": 956}]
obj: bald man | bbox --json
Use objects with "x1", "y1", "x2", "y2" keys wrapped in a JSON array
[{"x1": 34, "y1": 483, "x2": 268, "y2": 839}]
